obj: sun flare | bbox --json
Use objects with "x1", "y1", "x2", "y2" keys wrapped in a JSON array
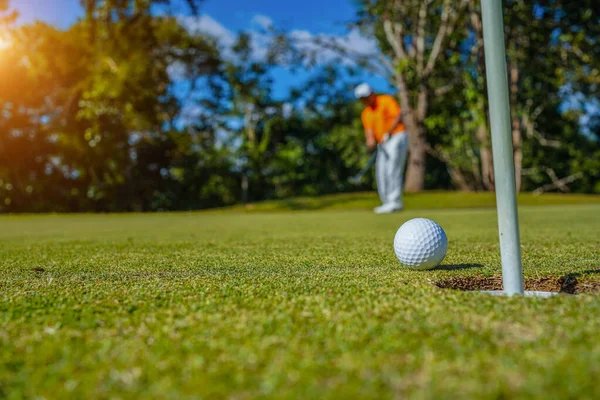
[{"x1": 0, "y1": 33, "x2": 10, "y2": 50}]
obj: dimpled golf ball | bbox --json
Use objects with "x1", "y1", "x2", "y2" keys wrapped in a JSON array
[{"x1": 393, "y1": 218, "x2": 448, "y2": 270}]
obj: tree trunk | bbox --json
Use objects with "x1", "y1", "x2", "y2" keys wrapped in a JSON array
[
  {"x1": 241, "y1": 174, "x2": 248, "y2": 204},
  {"x1": 509, "y1": 60, "x2": 522, "y2": 192},
  {"x1": 404, "y1": 128, "x2": 427, "y2": 192},
  {"x1": 427, "y1": 144, "x2": 474, "y2": 191},
  {"x1": 448, "y1": 165, "x2": 475, "y2": 191},
  {"x1": 476, "y1": 125, "x2": 494, "y2": 191},
  {"x1": 512, "y1": 120, "x2": 523, "y2": 192},
  {"x1": 380, "y1": 1, "x2": 468, "y2": 192},
  {"x1": 470, "y1": 9, "x2": 495, "y2": 192},
  {"x1": 401, "y1": 102, "x2": 426, "y2": 192},
  {"x1": 397, "y1": 76, "x2": 427, "y2": 193}
]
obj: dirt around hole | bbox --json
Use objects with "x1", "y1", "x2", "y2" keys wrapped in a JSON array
[{"x1": 435, "y1": 274, "x2": 600, "y2": 295}]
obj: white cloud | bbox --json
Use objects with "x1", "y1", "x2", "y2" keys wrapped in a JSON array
[
  {"x1": 282, "y1": 103, "x2": 293, "y2": 118},
  {"x1": 249, "y1": 30, "x2": 270, "y2": 61},
  {"x1": 343, "y1": 29, "x2": 379, "y2": 55},
  {"x1": 167, "y1": 61, "x2": 187, "y2": 81},
  {"x1": 178, "y1": 14, "x2": 379, "y2": 69},
  {"x1": 174, "y1": 13, "x2": 387, "y2": 106},
  {"x1": 179, "y1": 15, "x2": 236, "y2": 48},
  {"x1": 252, "y1": 15, "x2": 273, "y2": 30},
  {"x1": 287, "y1": 28, "x2": 379, "y2": 68},
  {"x1": 178, "y1": 14, "x2": 271, "y2": 63}
]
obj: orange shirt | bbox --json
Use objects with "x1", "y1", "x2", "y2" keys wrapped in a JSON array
[{"x1": 361, "y1": 94, "x2": 405, "y2": 143}]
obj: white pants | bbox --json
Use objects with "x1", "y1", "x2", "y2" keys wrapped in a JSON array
[{"x1": 376, "y1": 132, "x2": 408, "y2": 207}]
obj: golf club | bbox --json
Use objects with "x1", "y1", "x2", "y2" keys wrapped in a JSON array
[
  {"x1": 348, "y1": 149, "x2": 377, "y2": 184},
  {"x1": 348, "y1": 136, "x2": 390, "y2": 184}
]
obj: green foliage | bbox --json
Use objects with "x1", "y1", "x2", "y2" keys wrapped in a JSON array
[
  {"x1": 354, "y1": 0, "x2": 599, "y2": 193},
  {"x1": 0, "y1": 1, "x2": 223, "y2": 212}
]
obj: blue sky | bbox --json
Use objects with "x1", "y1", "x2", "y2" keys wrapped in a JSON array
[
  {"x1": 14, "y1": 0, "x2": 83, "y2": 28},
  {"x1": 200, "y1": 0, "x2": 356, "y2": 35},
  {"x1": 16, "y1": 0, "x2": 355, "y2": 33},
  {"x1": 13, "y1": 0, "x2": 392, "y2": 100}
]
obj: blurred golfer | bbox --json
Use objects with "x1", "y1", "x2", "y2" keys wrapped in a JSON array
[{"x1": 354, "y1": 83, "x2": 409, "y2": 214}]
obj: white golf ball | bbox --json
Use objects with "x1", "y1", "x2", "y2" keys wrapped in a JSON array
[{"x1": 393, "y1": 218, "x2": 448, "y2": 270}]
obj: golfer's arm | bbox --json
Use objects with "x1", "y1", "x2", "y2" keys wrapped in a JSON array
[
  {"x1": 388, "y1": 111, "x2": 403, "y2": 133},
  {"x1": 365, "y1": 130, "x2": 376, "y2": 149}
]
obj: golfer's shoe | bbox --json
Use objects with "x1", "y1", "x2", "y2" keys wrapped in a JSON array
[{"x1": 373, "y1": 202, "x2": 403, "y2": 214}]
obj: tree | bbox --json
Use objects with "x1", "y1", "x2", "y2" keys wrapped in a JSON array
[
  {"x1": 354, "y1": 0, "x2": 470, "y2": 192},
  {"x1": 284, "y1": 65, "x2": 373, "y2": 196},
  {"x1": 503, "y1": 0, "x2": 599, "y2": 192},
  {"x1": 353, "y1": 0, "x2": 599, "y2": 194},
  {"x1": 0, "y1": 0, "x2": 223, "y2": 212},
  {"x1": 0, "y1": 22, "x2": 93, "y2": 212},
  {"x1": 216, "y1": 32, "x2": 284, "y2": 203},
  {"x1": 74, "y1": 1, "x2": 221, "y2": 210}
]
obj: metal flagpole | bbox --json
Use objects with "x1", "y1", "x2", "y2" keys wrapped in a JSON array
[{"x1": 480, "y1": 0, "x2": 524, "y2": 295}]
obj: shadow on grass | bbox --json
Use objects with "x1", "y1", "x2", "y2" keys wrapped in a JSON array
[
  {"x1": 280, "y1": 194, "x2": 373, "y2": 211},
  {"x1": 582, "y1": 269, "x2": 600, "y2": 275},
  {"x1": 434, "y1": 263, "x2": 483, "y2": 271},
  {"x1": 559, "y1": 269, "x2": 600, "y2": 293},
  {"x1": 560, "y1": 269, "x2": 600, "y2": 281}
]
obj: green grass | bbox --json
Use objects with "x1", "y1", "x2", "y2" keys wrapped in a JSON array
[
  {"x1": 226, "y1": 191, "x2": 600, "y2": 212},
  {"x1": 1, "y1": 193, "x2": 600, "y2": 399}
]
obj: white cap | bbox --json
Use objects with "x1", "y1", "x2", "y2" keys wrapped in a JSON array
[{"x1": 354, "y1": 83, "x2": 373, "y2": 99}]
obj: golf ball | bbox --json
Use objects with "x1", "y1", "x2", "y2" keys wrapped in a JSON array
[{"x1": 393, "y1": 218, "x2": 448, "y2": 270}]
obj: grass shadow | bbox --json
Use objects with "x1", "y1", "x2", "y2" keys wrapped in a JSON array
[
  {"x1": 225, "y1": 191, "x2": 600, "y2": 213},
  {"x1": 279, "y1": 193, "x2": 374, "y2": 211},
  {"x1": 434, "y1": 263, "x2": 483, "y2": 271},
  {"x1": 582, "y1": 269, "x2": 600, "y2": 275},
  {"x1": 559, "y1": 269, "x2": 600, "y2": 294},
  {"x1": 560, "y1": 269, "x2": 600, "y2": 282}
]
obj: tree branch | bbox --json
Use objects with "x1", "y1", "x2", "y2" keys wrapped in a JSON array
[
  {"x1": 378, "y1": 54, "x2": 395, "y2": 77},
  {"x1": 521, "y1": 168, "x2": 539, "y2": 176},
  {"x1": 423, "y1": 0, "x2": 467, "y2": 77},
  {"x1": 533, "y1": 131, "x2": 562, "y2": 148},
  {"x1": 415, "y1": 0, "x2": 431, "y2": 77},
  {"x1": 522, "y1": 112, "x2": 562, "y2": 148},
  {"x1": 434, "y1": 84, "x2": 454, "y2": 96},
  {"x1": 383, "y1": 19, "x2": 408, "y2": 60},
  {"x1": 423, "y1": 0, "x2": 451, "y2": 77},
  {"x1": 425, "y1": 144, "x2": 474, "y2": 191},
  {"x1": 395, "y1": 72, "x2": 411, "y2": 112},
  {"x1": 533, "y1": 171, "x2": 583, "y2": 195},
  {"x1": 284, "y1": 35, "x2": 382, "y2": 73}
]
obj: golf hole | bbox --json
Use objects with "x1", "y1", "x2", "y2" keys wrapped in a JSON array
[{"x1": 434, "y1": 274, "x2": 600, "y2": 295}]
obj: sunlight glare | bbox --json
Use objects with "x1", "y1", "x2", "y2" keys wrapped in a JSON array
[{"x1": 0, "y1": 31, "x2": 10, "y2": 50}]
